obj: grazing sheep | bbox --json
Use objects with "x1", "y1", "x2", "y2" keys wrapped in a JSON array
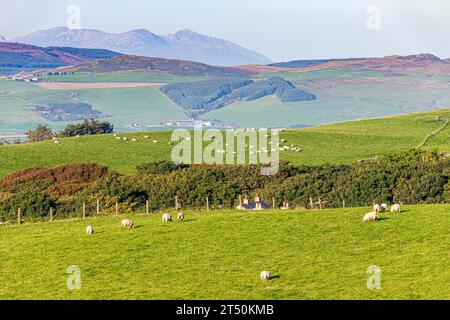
[
  {"x1": 153, "y1": 140, "x2": 159, "y2": 143},
  {"x1": 363, "y1": 211, "x2": 378, "y2": 222},
  {"x1": 116, "y1": 137, "x2": 121, "y2": 140},
  {"x1": 391, "y1": 204, "x2": 401, "y2": 213},
  {"x1": 162, "y1": 213, "x2": 172, "y2": 223},
  {"x1": 121, "y1": 219, "x2": 134, "y2": 229},
  {"x1": 85, "y1": 225, "x2": 94, "y2": 235},
  {"x1": 380, "y1": 203, "x2": 388, "y2": 212},
  {"x1": 131, "y1": 138, "x2": 137, "y2": 142},
  {"x1": 54, "y1": 140, "x2": 60, "y2": 144},
  {"x1": 373, "y1": 204, "x2": 380, "y2": 213},
  {"x1": 260, "y1": 271, "x2": 272, "y2": 281},
  {"x1": 177, "y1": 212, "x2": 185, "y2": 222}
]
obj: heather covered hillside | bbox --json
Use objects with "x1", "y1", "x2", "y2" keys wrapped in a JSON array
[{"x1": 0, "y1": 42, "x2": 120, "y2": 74}]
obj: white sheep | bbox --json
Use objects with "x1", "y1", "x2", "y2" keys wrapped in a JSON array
[
  {"x1": 363, "y1": 211, "x2": 378, "y2": 222},
  {"x1": 131, "y1": 138, "x2": 137, "y2": 142},
  {"x1": 153, "y1": 140, "x2": 159, "y2": 143},
  {"x1": 177, "y1": 212, "x2": 185, "y2": 222},
  {"x1": 162, "y1": 213, "x2": 172, "y2": 223},
  {"x1": 121, "y1": 219, "x2": 134, "y2": 229},
  {"x1": 373, "y1": 204, "x2": 380, "y2": 213},
  {"x1": 391, "y1": 204, "x2": 401, "y2": 213},
  {"x1": 380, "y1": 203, "x2": 388, "y2": 212},
  {"x1": 260, "y1": 271, "x2": 272, "y2": 281},
  {"x1": 86, "y1": 225, "x2": 94, "y2": 235}
]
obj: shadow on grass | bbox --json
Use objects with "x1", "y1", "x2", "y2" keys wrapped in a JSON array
[
  {"x1": 270, "y1": 275, "x2": 281, "y2": 280},
  {"x1": 377, "y1": 217, "x2": 390, "y2": 221}
]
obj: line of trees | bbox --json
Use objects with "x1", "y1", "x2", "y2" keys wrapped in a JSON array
[
  {"x1": 0, "y1": 150, "x2": 448, "y2": 222},
  {"x1": 25, "y1": 119, "x2": 114, "y2": 142}
]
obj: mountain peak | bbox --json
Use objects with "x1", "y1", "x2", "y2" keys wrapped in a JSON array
[{"x1": 13, "y1": 26, "x2": 272, "y2": 66}]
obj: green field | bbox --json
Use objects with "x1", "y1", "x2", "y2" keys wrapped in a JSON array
[
  {"x1": 0, "y1": 204, "x2": 448, "y2": 299},
  {"x1": 2, "y1": 70, "x2": 450, "y2": 134},
  {"x1": 0, "y1": 80, "x2": 188, "y2": 134},
  {"x1": 0, "y1": 110, "x2": 448, "y2": 177},
  {"x1": 205, "y1": 72, "x2": 450, "y2": 127}
]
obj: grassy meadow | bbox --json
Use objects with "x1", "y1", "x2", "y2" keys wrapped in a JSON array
[
  {"x1": 0, "y1": 204, "x2": 448, "y2": 300},
  {"x1": 0, "y1": 110, "x2": 448, "y2": 177}
]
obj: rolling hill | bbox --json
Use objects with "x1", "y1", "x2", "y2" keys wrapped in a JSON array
[
  {"x1": 0, "y1": 110, "x2": 448, "y2": 177},
  {"x1": 14, "y1": 26, "x2": 272, "y2": 66},
  {"x1": 236, "y1": 54, "x2": 450, "y2": 75},
  {"x1": 43, "y1": 55, "x2": 254, "y2": 78},
  {"x1": 0, "y1": 42, "x2": 121, "y2": 74}
]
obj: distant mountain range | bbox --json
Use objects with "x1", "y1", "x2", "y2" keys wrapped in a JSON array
[
  {"x1": 13, "y1": 27, "x2": 272, "y2": 66},
  {"x1": 0, "y1": 42, "x2": 120, "y2": 74}
]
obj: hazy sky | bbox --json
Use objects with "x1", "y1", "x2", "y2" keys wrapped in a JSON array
[{"x1": 1, "y1": 0, "x2": 450, "y2": 61}]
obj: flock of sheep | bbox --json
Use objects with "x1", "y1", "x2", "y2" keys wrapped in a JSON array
[
  {"x1": 363, "y1": 203, "x2": 401, "y2": 222},
  {"x1": 82, "y1": 204, "x2": 399, "y2": 282}
]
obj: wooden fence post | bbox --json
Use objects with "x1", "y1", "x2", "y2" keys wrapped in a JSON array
[
  {"x1": 272, "y1": 197, "x2": 276, "y2": 209},
  {"x1": 309, "y1": 196, "x2": 313, "y2": 209},
  {"x1": 96, "y1": 200, "x2": 100, "y2": 215},
  {"x1": 146, "y1": 200, "x2": 149, "y2": 215},
  {"x1": 17, "y1": 208, "x2": 21, "y2": 225},
  {"x1": 206, "y1": 197, "x2": 210, "y2": 211},
  {"x1": 50, "y1": 207, "x2": 53, "y2": 222},
  {"x1": 342, "y1": 200, "x2": 346, "y2": 209},
  {"x1": 239, "y1": 195, "x2": 242, "y2": 208},
  {"x1": 115, "y1": 202, "x2": 119, "y2": 216},
  {"x1": 82, "y1": 202, "x2": 86, "y2": 219},
  {"x1": 318, "y1": 196, "x2": 322, "y2": 210},
  {"x1": 175, "y1": 196, "x2": 179, "y2": 211}
]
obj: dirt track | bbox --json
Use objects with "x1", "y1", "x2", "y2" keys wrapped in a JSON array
[{"x1": 33, "y1": 82, "x2": 167, "y2": 90}]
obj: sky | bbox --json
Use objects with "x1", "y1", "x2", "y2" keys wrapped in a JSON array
[{"x1": 1, "y1": 0, "x2": 450, "y2": 62}]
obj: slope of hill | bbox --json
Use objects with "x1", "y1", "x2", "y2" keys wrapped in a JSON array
[
  {"x1": 0, "y1": 42, "x2": 121, "y2": 74},
  {"x1": 0, "y1": 110, "x2": 448, "y2": 176},
  {"x1": 236, "y1": 54, "x2": 450, "y2": 75},
  {"x1": 46, "y1": 46, "x2": 121, "y2": 60},
  {"x1": 47, "y1": 55, "x2": 254, "y2": 77},
  {"x1": 269, "y1": 58, "x2": 360, "y2": 68},
  {"x1": 14, "y1": 26, "x2": 272, "y2": 66},
  {"x1": 161, "y1": 77, "x2": 316, "y2": 116},
  {"x1": 1, "y1": 204, "x2": 449, "y2": 299}
]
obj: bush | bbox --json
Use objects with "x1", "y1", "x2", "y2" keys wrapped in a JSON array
[
  {"x1": 0, "y1": 150, "x2": 448, "y2": 221},
  {"x1": 60, "y1": 119, "x2": 113, "y2": 137},
  {"x1": 137, "y1": 161, "x2": 188, "y2": 175},
  {"x1": 26, "y1": 124, "x2": 54, "y2": 143}
]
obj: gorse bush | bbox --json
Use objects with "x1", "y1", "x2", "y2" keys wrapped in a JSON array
[{"x1": 0, "y1": 150, "x2": 448, "y2": 222}]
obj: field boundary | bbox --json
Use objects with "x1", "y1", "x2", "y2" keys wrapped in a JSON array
[{"x1": 416, "y1": 118, "x2": 449, "y2": 149}]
